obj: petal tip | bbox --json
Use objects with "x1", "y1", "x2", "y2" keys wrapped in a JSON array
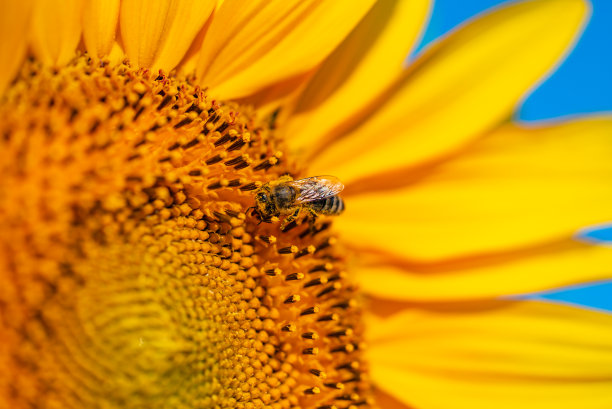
[{"x1": 552, "y1": 0, "x2": 591, "y2": 21}]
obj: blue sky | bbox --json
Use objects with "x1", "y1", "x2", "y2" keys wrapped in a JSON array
[{"x1": 413, "y1": 0, "x2": 612, "y2": 311}]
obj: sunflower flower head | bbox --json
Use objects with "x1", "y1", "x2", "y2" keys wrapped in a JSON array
[{"x1": 0, "y1": 54, "x2": 373, "y2": 409}]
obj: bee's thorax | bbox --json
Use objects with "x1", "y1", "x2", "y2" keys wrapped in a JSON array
[{"x1": 272, "y1": 185, "x2": 298, "y2": 211}]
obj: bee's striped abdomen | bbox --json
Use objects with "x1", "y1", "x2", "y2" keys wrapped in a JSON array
[{"x1": 311, "y1": 195, "x2": 344, "y2": 216}]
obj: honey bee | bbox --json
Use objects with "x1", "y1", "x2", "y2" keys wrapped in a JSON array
[{"x1": 252, "y1": 175, "x2": 345, "y2": 230}]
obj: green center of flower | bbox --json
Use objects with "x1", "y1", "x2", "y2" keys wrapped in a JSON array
[{"x1": 0, "y1": 57, "x2": 372, "y2": 409}]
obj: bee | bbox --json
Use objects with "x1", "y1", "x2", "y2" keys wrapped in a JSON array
[{"x1": 252, "y1": 175, "x2": 345, "y2": 230}]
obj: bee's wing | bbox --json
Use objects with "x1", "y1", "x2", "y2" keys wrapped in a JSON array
[{"x1": 290, "y1": 176, "x2": 344, "y2": 204}]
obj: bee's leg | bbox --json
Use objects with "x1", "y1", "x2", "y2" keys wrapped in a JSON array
[
  {"x1": 281, "y1": 207, "x2": 301, "y2": 231},
  {"x1": 307, "y1": 209, "x2": 318, "y2": 225},
  {"x1": 305, "y1": 208, "x2": 319, "y2": 234}
]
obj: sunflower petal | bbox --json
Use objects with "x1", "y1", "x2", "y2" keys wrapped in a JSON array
[
  {"x1": 0, "y1": 0, "x2": 33, "y2": 93},
  {"x1": 336, "y1": 117, "x2": 612, "y2": 261},
  {"x1": 150, "y1": 0, "x2": 216, "y2": 72},
  {"x1": 310, "y1": 0, "x2": 590, "y2": 184},
  {"x1": 30, "y1": 0, "x2": 83, "y2": 66},
  {"x1": 196, "y1": 0, "x2": 376, "y2": 100},
  {"x1": 236, "y1": 71, "x2": 315, "y2": 120},
  {"x1": 285, "y1": 0, "x2": 432, "y2": 155},
  {"x1": 119, "y1": 0, "x2": 216, "y2": 71},
  {"x1": 373, "y1": 389, "x2": 411, "y2": 409},
  {"x1": 82, "y1": 0, "x2": 120, "y2": 59},
  {"x1": 366, "y1": 301, "x2": 612, "y2": 409},
  {"x1": 355, "y1": 240, "x2": 612, "y2": 301}
]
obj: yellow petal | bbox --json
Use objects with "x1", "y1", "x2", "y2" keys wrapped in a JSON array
[
  {"x1": 119, "y1": 0, "x2": 216, "y2": 71},
  {"x1": 336, "y1": 117, "x2": 612, "y2": 261},
  {"x1": 30, "y1": 0, "x2": 83, "y2": 66},
  {"x1": 82, "y1": 0, "x2": 120, "y2": 59},
  {"x1": 150, "y1": 0, "x2": 216, "y2": 72},
  {"x1": 0, "y1": 0, "x2": 33, "y2": 93},
  {"x1": 355, "y1": 240, "x2": 612, "y2": 301},
  {"x1": 196, "y1": 0, "x2": 376, "y2": 100},
  {"x1": 285, "y1": 0, "x2": 432, "y2": 156},
  {"x1": 310, "y1": 0, "x2": 590, "y2": 184},
  {"x1": 373, "y1": 389, "x2": 410, "y2": 409},
  {"x1": 236, "y1": 70, "x2": 315, "y2": 120},
  {"x1": 366, "y1": 301, "x2": 612, "y2": 409}
]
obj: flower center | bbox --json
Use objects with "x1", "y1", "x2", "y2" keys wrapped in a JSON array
[{"x1": 0, "y1": 57, "x2": 372, "y2": 409}]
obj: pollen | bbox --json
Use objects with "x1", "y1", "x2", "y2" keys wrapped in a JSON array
[{"x1": 0, "y1": 57, "x2": 372, "y2": 409}]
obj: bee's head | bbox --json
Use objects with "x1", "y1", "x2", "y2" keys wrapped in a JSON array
[
  {"x1": 253, "y1": 185, "x2": 277, "y2": 219},
  {"x1": 254, "y1": 190, "x2": 266, "y2": 203}
]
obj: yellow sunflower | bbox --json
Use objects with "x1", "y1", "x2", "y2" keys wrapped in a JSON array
[{"x1": 1, "y1": 0, "x2": 612, "y2": 408}]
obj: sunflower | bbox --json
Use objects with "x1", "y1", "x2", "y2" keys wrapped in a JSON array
[{"x1": 1, "y1": 0, "x2": 612, "y2": 408}]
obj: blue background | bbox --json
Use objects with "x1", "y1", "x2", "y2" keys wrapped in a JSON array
[{"x1": 414, "y1": 0, "x2": 612, "y2": 311}]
